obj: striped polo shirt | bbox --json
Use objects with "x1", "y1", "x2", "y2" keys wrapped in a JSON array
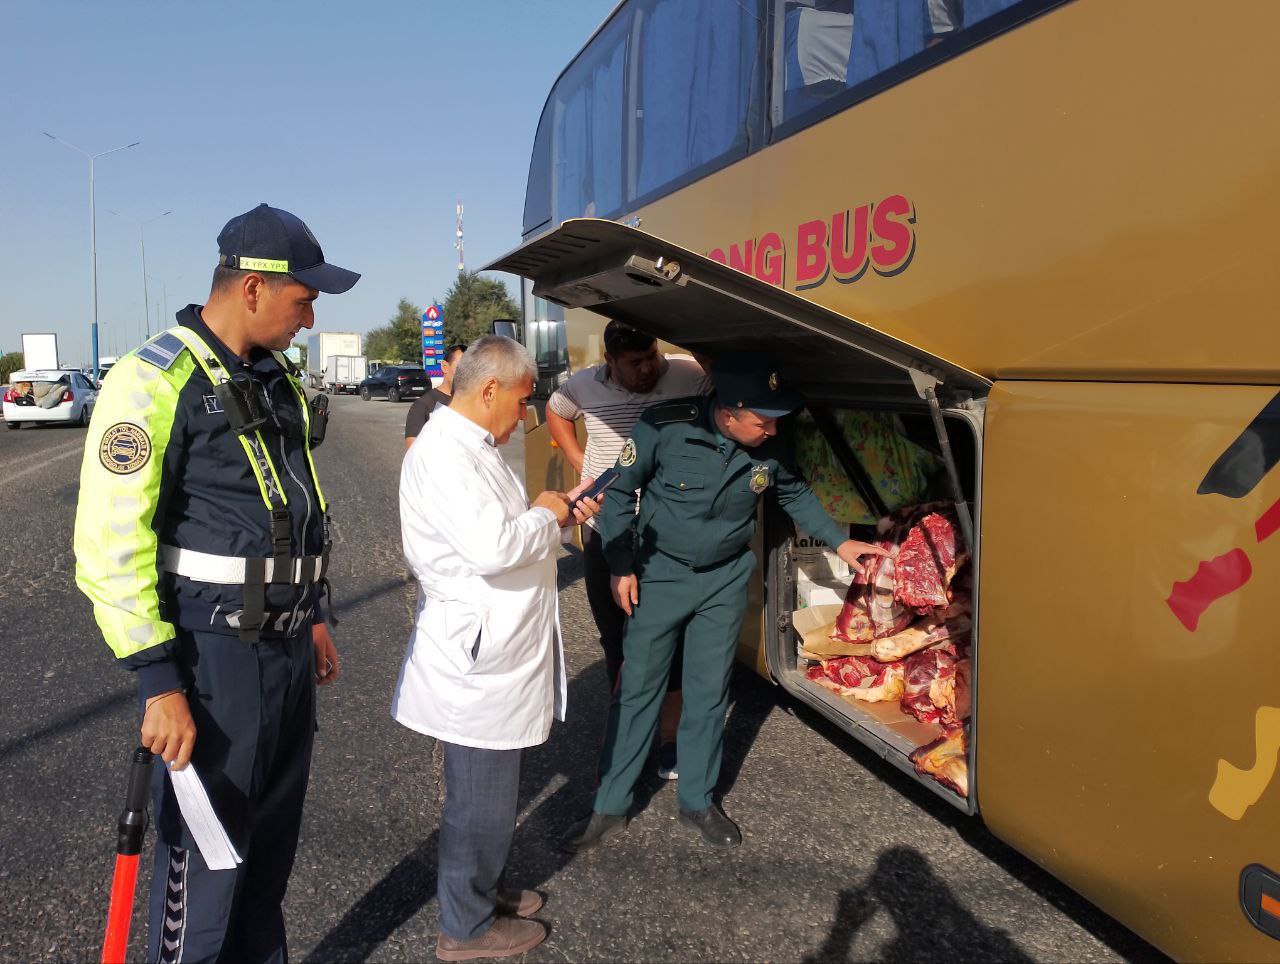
[{"x1": 548, "y1": 355, "x2": 711, "y2": 527}]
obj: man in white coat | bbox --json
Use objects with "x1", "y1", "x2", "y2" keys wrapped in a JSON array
[{"x1": 393, "y1": 335, "x2": 599, "y2": 962}]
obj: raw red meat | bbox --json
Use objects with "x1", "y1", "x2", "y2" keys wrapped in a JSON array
[
  {"x1": 901, "y1": 647, "x2": 956, "y2": 725},
  {"x1": 911, "y1": 727, "x2": 969, "y2": 797},
  {"x1": 895, "y1": 511, "x2": 965, "y2": 610},
  {"x1": 833, "y1": 544, "x2": 913, "y2": 642},
  {"x1": 805, "y1": 655, "x2": 905, "y2": 703},
  {"x1": 870, "y1": 609, "x2": 970, "y2": 662},
  {"x1": 900, "y1": 644, "x2": 971, "y2": 728},
  {"x1": 831, "y1": 505, "x2": 968, "y2": 643}
]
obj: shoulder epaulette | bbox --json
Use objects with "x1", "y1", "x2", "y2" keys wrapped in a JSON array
[
  {"x1": 135, "y1": 330, "x2": 187, "y2": 371},
  {"x1": 648, "y1": 400, "x2": 700, "y2": 426}
]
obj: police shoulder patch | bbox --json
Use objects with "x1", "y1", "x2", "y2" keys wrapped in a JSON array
[
  {"x1": 619, "y1": 438, "x2": 637, "y2": 467},
  {"x1": 99, "y1": 422, "x2": 152, "y2": 475},
  {"x1": 135, "y1": 331, "x2": 187, "y2": 371}
]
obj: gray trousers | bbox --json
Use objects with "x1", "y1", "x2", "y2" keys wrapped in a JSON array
[{"x1": 438, "y1": 742, "x2": 523, "y2": 941}]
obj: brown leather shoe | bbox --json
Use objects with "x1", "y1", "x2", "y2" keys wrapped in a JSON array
[
  {"x1": 436, "y1": 916, "x2": 547, "y2": 961},
  {"x1": 494, "y1": 887, "x2": 544, "y2": 918}
]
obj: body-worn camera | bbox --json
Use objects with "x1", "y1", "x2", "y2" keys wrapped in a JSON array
[
  {"x1": 213, "y1": 374, "x2": 267, "y2": 435},
  {"x1": 309, "y1": 394, "x2": 329, "y2": 448}
]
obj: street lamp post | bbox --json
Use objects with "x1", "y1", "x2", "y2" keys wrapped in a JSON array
[
  {"x1": 139, "y1": 211, "x2": 171, "y2": 340},
  {"x1": 44, "y1": 132, "x2": 139, "y2": 381}
]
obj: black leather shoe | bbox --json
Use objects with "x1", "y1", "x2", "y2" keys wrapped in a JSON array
[
  {"x1": 559, "y1": 811, "x2": 627, "y2": 854},
  {"x1": 678, "y1": 804, "x2": 741, "y2": 850}
]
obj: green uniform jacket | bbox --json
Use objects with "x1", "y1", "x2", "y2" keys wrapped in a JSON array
[{"x1": 600, "y1": 395, "x2": 849, "y2": 576}]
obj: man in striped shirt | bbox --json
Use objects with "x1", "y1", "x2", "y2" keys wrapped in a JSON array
[{"x1": 547, "y1": 322, "x2": 710, "y2": 779}]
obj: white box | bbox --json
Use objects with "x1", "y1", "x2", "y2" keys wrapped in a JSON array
[
  {"x1": 796, "y1": 564, "x2": 849, "y2": 609},
  {"x1": 796, "y1": 551, "x2": 850, "y2": 581}
]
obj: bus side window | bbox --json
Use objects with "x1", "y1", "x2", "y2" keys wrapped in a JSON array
[
  {"x1": 632, "y1": 0, "x2": 765, "y2": 201},
  {"x1": 781, "y1": 0, "x2": 1026, "y2": 127}
]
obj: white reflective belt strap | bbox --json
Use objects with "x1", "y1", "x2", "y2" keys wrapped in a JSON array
[{"x1": 161, "y1": 545, "x2": 326, "y2": 585}]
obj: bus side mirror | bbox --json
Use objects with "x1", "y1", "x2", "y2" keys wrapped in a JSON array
[{"x1": 491, "y1": 319, "x2": 519, "y2": 341}]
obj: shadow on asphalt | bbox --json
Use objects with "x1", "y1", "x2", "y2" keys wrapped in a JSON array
[
  {"x1": 778, "y1": 680, "x2": 1170, "y2": 964},
  {"x1": 804, "y1": 846, "x2": 1032, "y2": 963}
]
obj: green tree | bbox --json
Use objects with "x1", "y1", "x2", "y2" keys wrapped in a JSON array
[
  {"x1": 293, "y1": 343, "x2": 308, "y2": 369},
  {"x1": 366, "y1": 298, "x2": 424, "y2": 363},
  {"x1": 442, "y1": 271, "x2": 519, "y2": 348},
  {"x1": 0, "y1": 352, "x2": 22, "y2": 386}
]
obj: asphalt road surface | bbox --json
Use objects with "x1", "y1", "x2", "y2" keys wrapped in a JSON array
[{"x1": 0, "y1": 394, "x2": 1166, "y2": 963}]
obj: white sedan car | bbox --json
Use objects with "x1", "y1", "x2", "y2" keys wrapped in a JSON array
[{"x1": 3, "y1": 369, "x2": 99, "y2": 429}]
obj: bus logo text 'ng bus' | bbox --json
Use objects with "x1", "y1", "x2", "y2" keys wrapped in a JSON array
[{"x1": 708, "y1": 193, "x2": 917, "y2": 291}]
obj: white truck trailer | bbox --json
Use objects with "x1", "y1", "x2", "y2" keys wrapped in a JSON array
[
  {"x1": 306, "y1": 332, "x2": 362, "y2": 388},
  {"x1": 323, "y1": 354, "x2": 368, "y2": 394}
]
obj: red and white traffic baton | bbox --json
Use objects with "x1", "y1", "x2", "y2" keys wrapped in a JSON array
[{"x1": 101, "y1": 747, "x2": 154, "y2": 964}]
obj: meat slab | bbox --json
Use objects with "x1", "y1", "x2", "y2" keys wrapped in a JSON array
[
  {"x1": 895, "y1": 511, "x2": 966, "y2": 610},
  {"x1": 910, "y1": 727, "x2": 969, "y2": 797},
  {"x1": 805, "y1": 656, "x2": 906, "y2": 703}
]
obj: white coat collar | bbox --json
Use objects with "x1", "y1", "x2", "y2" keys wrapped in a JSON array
[{"x1": 435, "y1": 402, "x2": 496, "y2": 449}]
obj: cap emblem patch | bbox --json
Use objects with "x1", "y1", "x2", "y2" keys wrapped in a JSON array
[
  {"x1": 99, "y1": 423, "x2": 152, "y2": 475},
  {"x1": 619, "y1": 438, "x2": 637, "y2": 467},
  {"x1": 767, "y1": 372, "x2": 779, "y2": 391}
]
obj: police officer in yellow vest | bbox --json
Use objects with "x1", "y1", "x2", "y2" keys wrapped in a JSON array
[
  {"x1": 74, "y1": 204, "x2": 359, "y2": 963},
  {"x1": 561, "y1": 352, "x2": 887, "y2": 853}
]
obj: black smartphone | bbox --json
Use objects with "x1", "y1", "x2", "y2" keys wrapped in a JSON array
[{"x1": 579, "y1": 467, "x2": 621, "y2": 503}]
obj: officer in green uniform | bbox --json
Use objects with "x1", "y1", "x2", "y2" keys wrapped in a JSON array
[{"x1": 561, "y1": 352, "x2": 887, "y2": 851}]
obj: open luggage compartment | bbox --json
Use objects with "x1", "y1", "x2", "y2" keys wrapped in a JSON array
[{"x1": 765, "y1": 405, "x2": 981, "y2": 813}]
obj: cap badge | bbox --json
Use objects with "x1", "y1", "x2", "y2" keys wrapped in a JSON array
[
  {"x1": 767, "y1": 372, "x2": 779, "y2": 391},
  {"x1": 749, "y1": 465, "x2": 771, "y2": 494}
]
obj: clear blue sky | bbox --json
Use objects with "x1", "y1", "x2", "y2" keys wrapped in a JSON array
[{"x1": 0, "y1": 0, "x2": 616, "y2": 365}]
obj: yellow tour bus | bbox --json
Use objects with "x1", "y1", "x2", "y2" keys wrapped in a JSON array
[{"x1": 485, "y1": 1, "x2": 1280, "y2": 959}]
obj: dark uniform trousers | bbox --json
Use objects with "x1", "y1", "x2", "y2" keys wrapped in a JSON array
[
  {"x1": 147, "y1": 626, "x2": 316, "y2": 964},
  {"x1": 582, "y1": 525, "x2": 683, "y2": 694},
  {"x1": 594, "y1": 546, "x2": 756, "y2": 815}
]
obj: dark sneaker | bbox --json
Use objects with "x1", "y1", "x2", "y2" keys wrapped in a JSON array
[
  {"x1": 495, "y1": 888, "x2": 543, "y2": 918},
  {"x1": 678, "y1": 804, "x2": 741, "y2": 850},
  {"x1": 657, "y1": 742, "x2": 678, "y2": 781},
  {"x1": 558, "y1": 811, "x2": 627, "y2": 854},
  {"x1": 436, "y1": 916, "x2": 547, "y2": 961}
]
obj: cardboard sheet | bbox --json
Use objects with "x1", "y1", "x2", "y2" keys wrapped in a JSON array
[{"x1": 793, "y1": 604, "x2": 875, "y2": 659}]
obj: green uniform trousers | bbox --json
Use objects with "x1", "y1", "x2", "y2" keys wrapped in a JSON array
[{"x1": 594, "y1": 546, "x2": 756, "y2": 814}]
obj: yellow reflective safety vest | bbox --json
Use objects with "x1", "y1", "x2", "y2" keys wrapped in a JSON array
[{"x1": 74, "y1": 308, "x2": 331, "y2": 665}]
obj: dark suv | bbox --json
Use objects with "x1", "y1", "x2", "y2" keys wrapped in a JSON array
[{"x1": 358, "y1": 366, "x2": 430, "y2": 403}]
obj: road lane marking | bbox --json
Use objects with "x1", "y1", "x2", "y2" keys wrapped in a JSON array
[{"x1": 0, "y1": 439, "x2": 85, "y2": 482}]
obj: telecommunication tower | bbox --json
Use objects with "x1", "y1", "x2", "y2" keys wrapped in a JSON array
[{"x1": 455, "y1": 201, "x2": 464, "y2": 272}]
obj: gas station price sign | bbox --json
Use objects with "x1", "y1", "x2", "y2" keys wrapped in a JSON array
[{"x1": 422, "y1": 304, "x2": 445, "y2": 377}]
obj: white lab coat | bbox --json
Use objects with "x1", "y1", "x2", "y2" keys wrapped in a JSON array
[{"x1": 392, "y1": 404, "x2": 567, "y2": 749}]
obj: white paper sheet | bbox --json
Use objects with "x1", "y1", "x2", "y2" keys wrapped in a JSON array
[{"x1": 165, "y1": 760, "x2": 243, "y2": 871}]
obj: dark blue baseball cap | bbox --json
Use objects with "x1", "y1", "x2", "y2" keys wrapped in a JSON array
[
  {"x1": 711, "y1": 351, "x2": 804, "y2": 417},
  {"x1": 217, "y1": 203, "x2": 360, "y2": 294}
]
